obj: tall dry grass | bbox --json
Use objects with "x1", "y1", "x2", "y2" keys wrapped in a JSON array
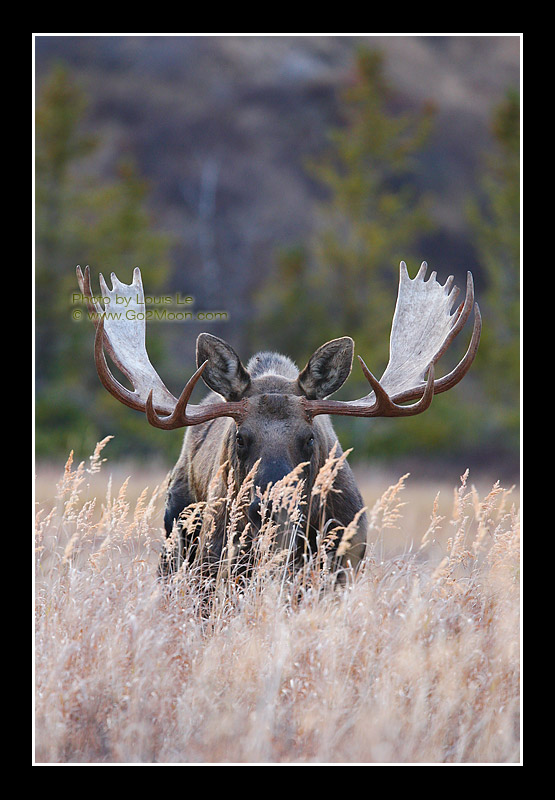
[{"x1": 34, "y1": 439, "x2": 520, "y2": 764}]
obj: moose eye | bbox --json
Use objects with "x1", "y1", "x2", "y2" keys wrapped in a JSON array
[
  {"x1": 236, "y1": 432, "x2": 247, "y2": 450},
  {"x1": 306, "y1": 436, "x2": 314, "y2": 450}
]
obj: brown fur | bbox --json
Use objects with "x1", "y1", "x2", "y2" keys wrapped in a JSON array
[{"x1": 160, "y1": 341, "x2": 367, "y2": 577}]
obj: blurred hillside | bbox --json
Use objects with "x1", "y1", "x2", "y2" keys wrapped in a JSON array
[{"x1": 34, "y1": 36, "x2": 520, "y2": 470}]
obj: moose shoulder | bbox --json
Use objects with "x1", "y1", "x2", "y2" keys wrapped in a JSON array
[{"x1": 76, "y1": 262, "x2": 481, "y2": 578}]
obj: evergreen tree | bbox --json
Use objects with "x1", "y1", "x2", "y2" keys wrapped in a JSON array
[
  {"x1": 35, "y1": 64, "x2": 173, "y2": 458},
  {"x1": 36, "y1": 64, "x2": 97, "y2": 387},
  {"x1": 254, "y1": 48, "x2": 441, "y2": 459},
  {"x1": 255, "y1": 49, "x2": 434, "y2": 371},
  {"x1": 468, "y1": 89, "x2": 520, "y2": 449}
]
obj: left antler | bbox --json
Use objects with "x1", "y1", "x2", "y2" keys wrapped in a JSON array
[
  {"x1": 303, "y1": 261, "x2": 481, "y2": 419},
  {"x1": 76, "y1": 266, "x2": 248, "y2": 429}
]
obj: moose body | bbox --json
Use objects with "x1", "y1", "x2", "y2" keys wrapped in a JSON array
[
  {"x1": 161, "y1": 345, "x2": 368, "y2": 575},
  {"x1": 77, "y1": 261, "x2": 481, "y2": 580}
]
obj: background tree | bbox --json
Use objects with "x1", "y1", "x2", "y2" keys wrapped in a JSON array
[
  {"x1": 35, "y1": 64, "x2": 174, "y2": 458},
  {"x1": 255, "y1": 50, "x2": 435, "y2": 363},
  {"x1": 468, "y1": 88, "x2": 520, "y2": 451},
  {"x1": 253, "y1": 49, "x2": 455, "y2": 460}
]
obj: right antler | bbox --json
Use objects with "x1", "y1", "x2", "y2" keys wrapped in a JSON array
[
  {"x1": 76, "y1": 266, "x2": 248, "y2": 429},
  {"x1": 303, "y1": 261, "x2": 481, "y2": 420}
]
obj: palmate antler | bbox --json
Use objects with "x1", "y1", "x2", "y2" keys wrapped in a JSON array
[
  {"x1": 76, "y1": 266, "x2": 248, "y2": 428},
  {"x1": 77, "y1": 261, "x2": 480, "y2": 429},
  {"x1": 303, "y1": 261, "x2": 481, "y2": 419}
]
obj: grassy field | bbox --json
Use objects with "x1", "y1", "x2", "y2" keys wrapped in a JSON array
[{"x1": 34, "y1": 439, "x2": 521, "y2": 764}]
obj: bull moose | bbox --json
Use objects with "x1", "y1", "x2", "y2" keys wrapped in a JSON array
[{"x1": 76, "y1": 262, "x2": 481, "y2": 578}]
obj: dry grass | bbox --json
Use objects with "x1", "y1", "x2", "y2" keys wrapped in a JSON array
[{"x1": 34, "y1": 439, "x2": 521, "y2": 764}]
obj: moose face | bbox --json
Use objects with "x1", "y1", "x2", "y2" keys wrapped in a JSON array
[
  {"x1": 232, "y1": 393, "x2": 317, "y2": 526},
  {"x1": 197, "y1": 333, "x2": 355, "y2": 528}
]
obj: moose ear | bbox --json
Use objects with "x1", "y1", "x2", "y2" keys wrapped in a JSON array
[
  {"x1": 297, "y1": 337, "x2": 354, "y2": 400},
  {"x1": 196, "y1": 333, "x2": 251, "y2": 401}
]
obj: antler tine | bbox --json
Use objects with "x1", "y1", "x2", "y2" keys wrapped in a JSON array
[
  {"x1": 430, "y1": 270, "x2": 475, "y2": 366},
  {"x1": 76, "y1": 265, "x2": 101, "y2": 320},
  {"x1": 145, "y1": 362, "x2": 248, "y2": 429},
  {"x1": 433, "y1": 302, "x2": 481, "y2": 394},
  {"x1": 145, "y1": 363, "x2": 204, "y2": 429},
  {"x1": 77, "y1": 264, "x2": 135, "y2": 377},
  {"x1": 357, "y1": 358, "x2": 436, "y2": 417}
]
